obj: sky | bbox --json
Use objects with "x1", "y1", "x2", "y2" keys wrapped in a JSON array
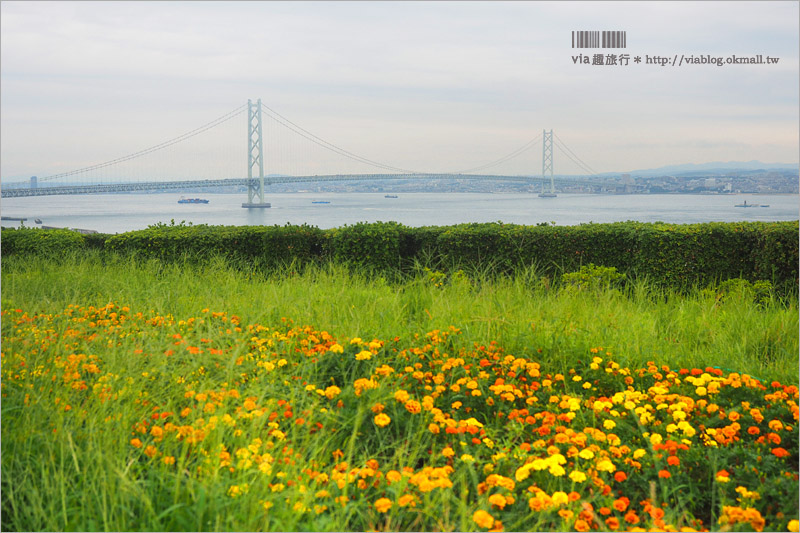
[{"x1": 1, "y1": 1, "x2": 798, "y2": 182}]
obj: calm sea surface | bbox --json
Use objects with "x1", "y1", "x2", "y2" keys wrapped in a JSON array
[{"x1": 1, "y1": 193, "x2": 797, "y2": 233}]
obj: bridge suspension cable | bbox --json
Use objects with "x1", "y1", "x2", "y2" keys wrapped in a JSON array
[
  {"x1": 450, "y1": 133, "x2": 544, "y2": 174},
  {"x1": 37, "y1": 104, "x2": 248, "y2": 182},
  {"x1": 554, "y1": 133, "x2": 599, "y2": 176},
  {"x1": 259, "y1": 103, "x2": 419, "y2": 174}
]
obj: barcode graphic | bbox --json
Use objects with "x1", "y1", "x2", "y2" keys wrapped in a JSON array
[{"x1": 572, "y1": 31, "x2": 626, "y2": 48}]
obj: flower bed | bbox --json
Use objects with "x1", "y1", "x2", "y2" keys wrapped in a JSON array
[{"x1": 2, "y1": 304, "x2": 797, "y2": 531}]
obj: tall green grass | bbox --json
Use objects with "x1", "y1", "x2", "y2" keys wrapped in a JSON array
[
  {"x1": 2, "y1": 251, "x2": 796, "y2": 383},
  {"x1": 2, "y1": 251, "x2": 798, "y2": 531}
]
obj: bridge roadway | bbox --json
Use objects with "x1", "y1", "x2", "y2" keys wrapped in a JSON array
[{"x1": 1, "y1": 173, "x2": 605, "y2": 198}]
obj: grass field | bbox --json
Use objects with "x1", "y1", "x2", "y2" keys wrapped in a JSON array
[{"x1": 1, "y1": 252, "x2": 798, "y2": 531}]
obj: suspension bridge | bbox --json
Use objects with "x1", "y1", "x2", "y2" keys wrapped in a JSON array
[{"x1": 1, "y1": 99, "x2": 609, "y2": 205}]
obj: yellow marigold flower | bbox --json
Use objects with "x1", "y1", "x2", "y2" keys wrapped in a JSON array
[
  {"x1": 633, "y1": 448, "x2": 646, "y2": 459},
  {"x1": 442, "y1": 446, "x2": 455, "y2": 458},
  {"x1": 386, "y1": 470, "x2": 402, "y2": 483},
  {"x1": 578, "y1": 449, "x2": 594, "y2": 460},
  {"x1": 473, "y1": 510, "x2": 496, "y2": 529},
  {"x1": 595, "y1": 459, "x2": 616, "y2": 472},
  {"x1": 405, "y1": 400, "x2": 422, "y2": 414},
  {"x1": 374, "y1": 413, "x2": 391, "y2": 427},
  {"x1": 394, "y1": 389, "x2": 410, "y2": 403},
  {"x1": 569, "y1": 470, "x2": 587, "y2": 483},
  {"x1": 350, "y1": 337, "x2": 362, "y2": 345},
  {"x1": 461, "y1": 454, "x2": 475, "y2": 463},
  {"x1": 329, "y1": 343, "x2": 344, "y2": 353},
  {"x1": 355, "y1": 350, "x2": 372, "y2": 361},
  {"x1": 696, "y1": 386, "x2": 707, "y2": 396},
  {"x1": 374, "y1": 497, "x2": 392, "y2": 513},
  {"x1": 788, "y1": 519, "x2": 799, "y2": 532},
  {"x1": 324, "y1": 385, "x2": 341, "y2": 400},
  {"x1": 604, "y1": 420, "x2": 616, "y2": 430},
  {"x1": 650, "y1": 433, "x2": 663, "y2": 445},
  {"x1": 551, "y1": 491, "x2": 569, "y2": 506}
]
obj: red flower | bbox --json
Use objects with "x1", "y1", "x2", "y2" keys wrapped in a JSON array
[{"x1": 772, "y1": 447, "x2": 790, "y2": 458}]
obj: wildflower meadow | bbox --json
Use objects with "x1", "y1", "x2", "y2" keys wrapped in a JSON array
[{"x1": 1, "y1": 252, "x2": 798, "y2": 531}]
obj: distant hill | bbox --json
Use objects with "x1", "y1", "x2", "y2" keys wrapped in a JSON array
[{"x1": 623, "y1": 161, "x2": 799, "y2": 177}]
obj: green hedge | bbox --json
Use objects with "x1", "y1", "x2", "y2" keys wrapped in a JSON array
[{"x1": 2, "y1": 220, "x2": 797, "y2": 289}]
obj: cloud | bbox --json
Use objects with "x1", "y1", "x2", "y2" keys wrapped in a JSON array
[{"x1": 1, "y1": 1, "x2": 797, "y2": 181}]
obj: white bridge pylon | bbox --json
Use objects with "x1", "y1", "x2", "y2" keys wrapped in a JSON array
[{"x1": 243, "y1": 98, "x2": 270, "y2": 208}]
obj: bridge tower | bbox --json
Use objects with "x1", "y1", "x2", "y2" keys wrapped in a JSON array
[
  {"x1": 242, "y1": 99, "x2": 271, "y2": 208},
  {"x1": 539, "y1": 129, "x2": 557, "y2": 198}
]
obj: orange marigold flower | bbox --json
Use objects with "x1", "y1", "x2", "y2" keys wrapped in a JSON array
[
  {"x1": 771, "y1": 447, "x2": 790, "y2": 458},
  {"x1": 374, "y1": 498, "x2": 392, "y2": 513},
  {"x1": 144, "y1": 445, "x2": 158, "y2": 458},
  {"x1": 488, "y1": 494, "x2": 508, "y2": 509},
  {"x1": 130, "y1": 438, "x2": 143, "y2": 448},
  {"x1": 613, "y1": 497, "x2": 629, "y2": 512},
  {"x1": 658, "y1": 469, "x2": 671, "y2": 479},
  {"x1": 747, "y1": 426, "x2": 761, "y2": 435},
  {"x1": 614, "y1": 471, "x2": 627, "y2": 482},
  {"x1": 624, "y1": 510, "x2": 640, "y2": 524},
  {"x1": 473, "y1": 510, "x2": 495, "y2": 529},
  {"x1": 574, "y1": 518, "x2": 591, "y2": 531},
  {"x1": 605, "y1": 516, "x2": 620, "y2": 530},
  {"x1": 667, "y1": 456, "x2": 680, "y2": 466}
]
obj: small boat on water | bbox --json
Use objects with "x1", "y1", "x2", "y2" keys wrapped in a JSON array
[
  {"x1": 35, "y1": 218, "x2": 42, "y2": 224},
  {"x1": 734, "y1": 200, "x2": 768, "y2": 208},
  {"x1": 384, "y1": 195, "x2": 398, "y2": 199},
  {"x1": 178, "y1": 197, "x2": 209, "y2": 204},
  {"x1": 312, "y1": 201, "x2": 330, "y2": 204}
]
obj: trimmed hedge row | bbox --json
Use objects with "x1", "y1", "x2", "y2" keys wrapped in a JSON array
[{"x1": 2, "y1": 220, "x2": 797, "y2": 288}]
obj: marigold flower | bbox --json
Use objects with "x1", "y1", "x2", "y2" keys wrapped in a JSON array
[
  {"x1": 614, "y1": 471, "x2": 627, "y2": 482},
  {"x1": 373, "y1": 413, "x2": 391, "y2": 427},
  {"x1": 772, "y1": 447, "x2": 790, "y2": 458},
  {"x1": 788, "y1": 519, "x2": 799, "y2": 532},
  {"x1": 398, "y1": 494, "x2": 417, "y2": 507},
  {"x1": 613, "y1": 497, "x2": 629, "y2": 512},
  {"x1": 569, "y1": 470, "x2": 587, "y2": 483},
  {"x1": 130, "y1": 438, "x2": 143, "y2": 448},
  {"x1": 488, "y1": 493, "x2": 508, "y2": 509},
  {"x1": 473, "y1": 510, "x2": 496, "y2": 529},
  {"x1": 405, "y1": 400, "x2": 422, "y2": 414},
  {"x1": 374, "y1": 497, "x2": 392, "y2": 513},
  {"x1": 605, "y1": 516, "x2": 620, "y2": 530},
  {"x1": 574, "y1": 519, "x2": 590, "y2": 532},
  {"x1": 658, "y1": 469, "x2": 671, "y2": 478},
  {"x1": 624, "y1": 510, "x2": 640, "y2": 524},
  {"x1": 551, "y1": 491, "x2": 569, "y2": 506}
]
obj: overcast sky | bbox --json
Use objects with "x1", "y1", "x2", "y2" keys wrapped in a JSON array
[{"x1": 1, "y1": 1, "x2": 798, "y2": 181}]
